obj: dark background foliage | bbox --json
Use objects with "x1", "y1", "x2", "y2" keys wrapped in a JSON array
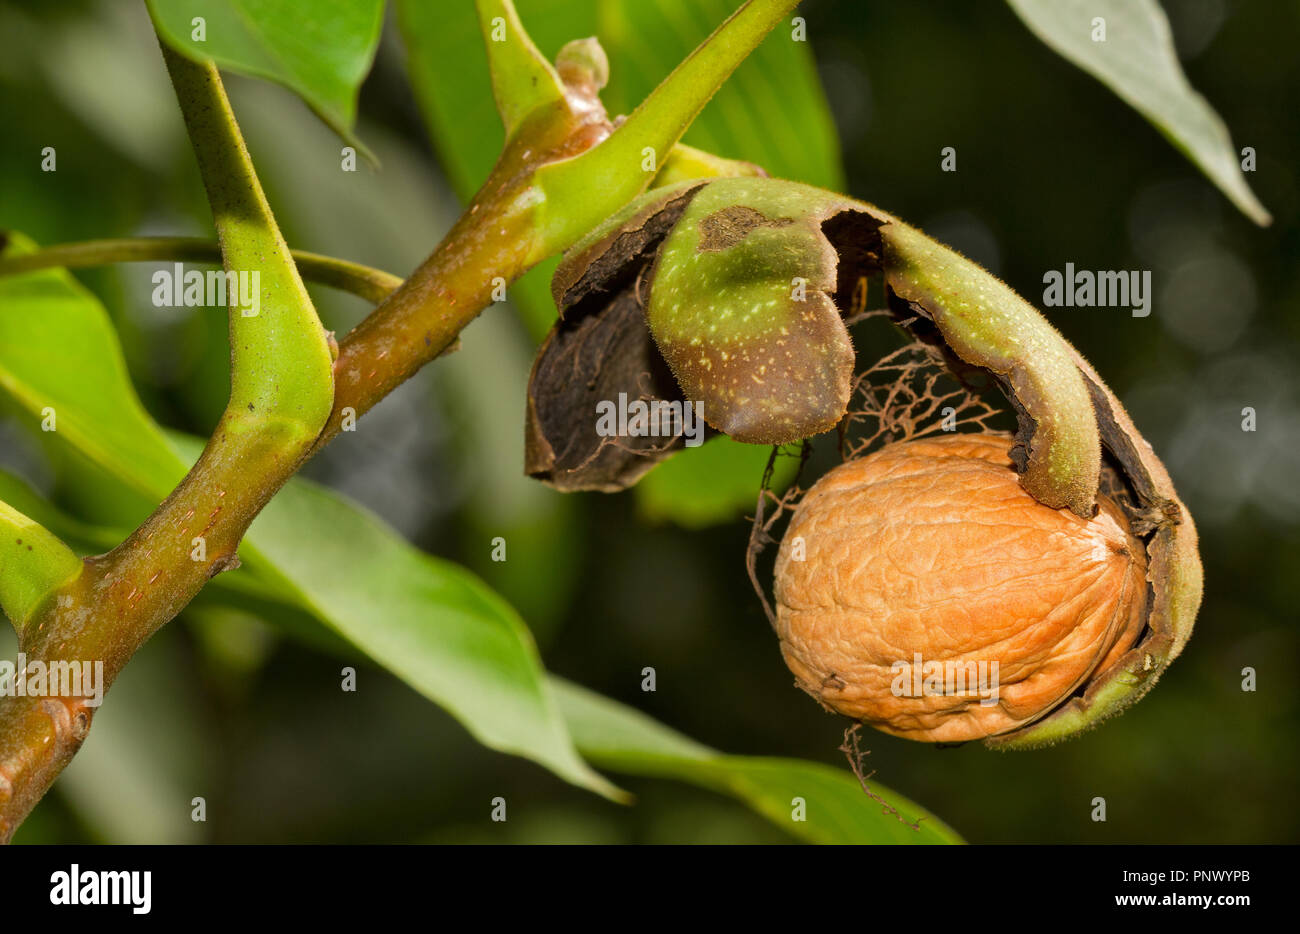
[{"x1": 0, "y1": 0, "x2": 1296, "y2": 842}]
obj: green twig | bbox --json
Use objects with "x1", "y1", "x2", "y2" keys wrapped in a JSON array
[
  {"x1": 532, "y1": 0, "x2": 801, "y2": 256},
  {"x1": 475, "y1": 0, "x2": 568, "y2": 137},
  {"x1": 0, "y1": 45, "x2": 336, "y2": 842},
  {"x1": 0, "y1": 238, "x2": 402, "y2": 304},
  {"x1": 161, "y1": 45, "x2": 335, "y2": 434}
]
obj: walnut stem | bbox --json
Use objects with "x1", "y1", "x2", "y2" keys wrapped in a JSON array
[
  {"x1": 0, "y1": 238, "x2": 403, "y2": 304},
  {"x1": 0, "y1": 46, "x2": 337, "y2": 841}
]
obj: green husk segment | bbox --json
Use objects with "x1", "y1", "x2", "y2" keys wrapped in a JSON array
[
  {"x1": 878, "y1": 220, "x2": 1101, "y2": 519},
  {"x1": 645, "y1": 178, "x2": 857, "y2": 443},
  {"x1": 867, "y1": 208, "x2": 1198, "y2": 746},
  {"x1": 0, "y1": 500, "x2": 83, "y2": 632},
  {"x1": 986, "y1": 353, "x2": 1203, "y2": 749},
  {"x1": 651, "y1": 143, "x2": 766, "y2": 189},
  {"x1": 550, "y1": 181, "x2": 708, "y2": 312}
]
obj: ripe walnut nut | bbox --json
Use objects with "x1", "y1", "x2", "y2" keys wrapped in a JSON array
[{"x1": 774, "y1": 434, "x2": 1149, "y2": 744}]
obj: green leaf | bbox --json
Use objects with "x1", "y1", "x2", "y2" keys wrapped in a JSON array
[
  {"x1": 0, "y1": 497, "x2": 82, "y2": 631},
  {"x1": 145, "y1": 0, "x2": 384, "y2": 149},
  {"x1": 0, "y1": 236, "x2": 617, "y2": 800},
  {"x1": 553, "y1": 678, "x2": 962, "y2": 844},
  {"x1": 0, "y1": 234, "x2": 184, "y2": 499},
  {"x1": 241, "y1": 462, "x2": 624, "y2": 801},
  {"x1": 1005, "y1": 0, "x2": 1270, "y2": 225}
]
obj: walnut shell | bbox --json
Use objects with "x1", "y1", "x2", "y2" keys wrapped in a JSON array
[{"x1": 774, "y1": 433, "x2": 1148, "y2": 743}]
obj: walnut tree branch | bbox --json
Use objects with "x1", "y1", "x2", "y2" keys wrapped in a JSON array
[{"x1": 0, "y1": 0, "x2": 801, "y2": 841}]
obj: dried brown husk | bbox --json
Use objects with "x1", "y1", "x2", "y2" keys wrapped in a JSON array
[{"x1": 525, "y1": 182, "x2": 709, "y2": 490}]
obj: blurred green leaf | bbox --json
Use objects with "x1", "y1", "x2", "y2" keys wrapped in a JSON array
[
  {"x1": 399, "y1": 0, "x2": 842, "y2": 195},
  {"x1": 553, "y1": 678, "x2": 963, "y2": 844},
  {"x1": 0, "y1": 238, "x2": 617, "y2": 800},
  {"x1": 397, "y1": 0, "x2": 839, "y2": 526},
  {"x1": 1006, "y1": 0, "x2": 1270, "y2": 224},
  {"x1": 0, "y1": 467, "x2": 353, "y2": 664},
  {"x1": 0, "y1": 494, "x2": 82, "y2": 630},
  {"x1": 0, "y1": 468, "x2": 285, "y2": 613},
  {"x1": 54, "y1": 629, "x2": 214, "y2": 844},
  {"x1": 0, "y1": 235, "x2": 185, "y2": 497},
  {"x1": 436, "y1": 311, "x2": 582, "y2": 640},
  {"x1": 145, "y1": 0, "x2": 384, "y2": 149},
  {"x1": 636, "y1": 438, "x2": 796, "y2": 529},
  {"x1": 0, "y1": 471, "x2": 118, "y2": 554}
]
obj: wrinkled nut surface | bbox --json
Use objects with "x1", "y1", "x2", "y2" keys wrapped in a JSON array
[{"x1": 774, "y1": 433, "x2": 1148, "y2": 744}]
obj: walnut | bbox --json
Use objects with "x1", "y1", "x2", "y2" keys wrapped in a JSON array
[{"x1": 775, "y1": 433, "x2": 1148, "y2": 744}]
